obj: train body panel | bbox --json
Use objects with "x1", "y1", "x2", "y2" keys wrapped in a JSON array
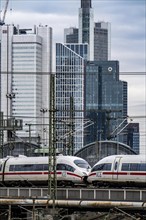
[
  {"x1": 87, "y1": 155, "x2": 146, "y2": 186},
  {"x1": 0, "y1": 155, "x2": 91, "y2": 186}
]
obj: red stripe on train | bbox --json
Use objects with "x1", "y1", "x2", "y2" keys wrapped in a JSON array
[
  {"x1": 103, "y1": 172, "x2": 128, "y2": 175},
  {"x1": 1, "y1": 171, "x2": 82, "y2": 179},
  {"x1": 89, "y1": 172, "x2": 146, "y2": 176},
  {"x1": 3, "y1": 171, "x2": 62, "y2": 175},
  {"x1": 67, "y1": 172, "x2": 82, "y2": 179}
]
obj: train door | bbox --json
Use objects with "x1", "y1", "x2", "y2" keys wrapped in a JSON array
[{"x1": 112, "y1": 157, "x2": 122, "y2": 180}]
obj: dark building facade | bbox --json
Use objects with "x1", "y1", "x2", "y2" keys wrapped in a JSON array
[
  {"x1": 127, "y1": 123, "x2": 140, "y2": 154},
  {"x1": 84, "y1": 61, "x2": 128, "y2": 146},
  {"x1": 64, "y1": 27, "x2": 78, "y2": 43},
  {"x1": 94, "y1": 22, "x2": 110, "y2": 61}
]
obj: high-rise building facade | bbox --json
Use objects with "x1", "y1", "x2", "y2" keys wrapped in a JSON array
[
  {"x1": 56, "y1": 43, "x2": 88, "y2": 153},
  {"x1": 64, "y1": 1, "x2": 110, "y2": 61},
  {"x1": 94, "y1": 22, "x2": 111, "y2": 61},
  {"x1": 84, "y1": 61, "x2": 128, "y2": 146},
  {"x1": 64, "y1": 27, "x2": 78, "y2": 44},
  {"x1": 127, "y1": 123, "x2": 140, "y2": 154},
  {"x1": 0, "y1": 24, "x2": 52, "y2": 145},
  {"x1": 78, "y1": 0, "x2": 94, "y2": 60}
]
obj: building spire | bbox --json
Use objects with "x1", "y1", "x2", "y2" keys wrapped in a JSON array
[{"x1": 81, "y1": 0, "x2": 92, "y2": 8}]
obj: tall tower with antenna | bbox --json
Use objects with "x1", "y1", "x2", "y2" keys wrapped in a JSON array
[{"x1": 78, "y1": 0, "x2": 94, "y2": 60}]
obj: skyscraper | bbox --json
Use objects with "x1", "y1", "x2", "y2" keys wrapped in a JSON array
[
  {"x1": 64, "y1": 27, "x2": 78, "y2": 44},
  {"x1": 84, "y1": 61, "x2": 128, "y2": 145},
  {"x1": 56, "y1": 43, "x2": 88, "y2": 153},
  {"x1": 64, "y1": 0, "x2": 110, "y2": 61},
  {"x1": 127, "y1": 123, "x2": 140, "y2": 154},
  {"x1": 0, "y1": 24, "x2": 52, "y2": 145},
  {"x1": 94, "y1": 22, "x2": 111, "y2": 61},
  {"x1": 78, "y1": 0, "x2": 94, "y2": 60}
]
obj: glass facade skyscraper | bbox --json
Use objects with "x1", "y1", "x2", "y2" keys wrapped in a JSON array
[
  {"x1": 84, "y1": 61, "x2": 128, "y2": 146},
  {"x1": 127, "y1": 123, "x2": 139, "y2": 154},
  {"x1": 79, "y1": 0, "x2": 94, "y2": 60},
  {"x1": 56, "y1": 43, "x2": 88, "y2": 153}
]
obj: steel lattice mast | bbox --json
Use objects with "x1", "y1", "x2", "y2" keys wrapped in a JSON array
[{"x1": 48, "y1": 73, "x2": 57, "y2": 217}]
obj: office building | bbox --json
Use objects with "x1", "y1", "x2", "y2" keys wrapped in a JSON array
[
  {"x1": 84, "y1": 61, "x2": 128, "y2": 146},
  {"x1": 64, "y1": 27, "x2": 78, "y2": 43},
  {"x1": 78, "y1": 0, "x2": 94, "y2": 60},
  {"x1": 94, "y1": 22, "x2": 111, "y2": 61},
  {"x1": 56, "y1": 43, "x2": 88, "y2": 153},
  {"x1": 0, "y1": 24, "x2": 52, "y2": 145},
  {"x1": 64, "y1": 1, "x2": 110, "y2": 61},
  {"x1": 127, "y1": 123, "x2": 140, "y2": 154}
]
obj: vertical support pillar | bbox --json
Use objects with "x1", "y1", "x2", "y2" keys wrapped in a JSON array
[
  {"x1": 8, "y1": 205, "x2": 11, "y2": 220},
  {"x1": 48, "y1": 73, "x2": 57, "y2": 217},
  {"x1": 0, "y1": 112, "x2": 4, "y2": 158},
  {"x1": 68, "y1": 96, "x2": 74, "y2": 155}
]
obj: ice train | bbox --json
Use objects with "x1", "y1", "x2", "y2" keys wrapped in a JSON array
[
  {"x1": 87, "y1": 154, "x2": 146, "y2": 187},
  {"x1": 0, "y1": 155, "x2": 91, "y2": 186}
]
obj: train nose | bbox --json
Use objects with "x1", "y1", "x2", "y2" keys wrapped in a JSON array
[{"x1": 82, "y1": 175, "x2": 88, "y2": 183}]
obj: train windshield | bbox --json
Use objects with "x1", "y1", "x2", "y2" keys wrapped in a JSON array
[{"x1": 74, "y1": 160, "x2": 91, "y2": 169}]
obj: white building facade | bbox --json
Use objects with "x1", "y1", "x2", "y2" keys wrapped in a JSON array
[{"x1": 0, "y1": 24, "x2": 52, "y2": 145}]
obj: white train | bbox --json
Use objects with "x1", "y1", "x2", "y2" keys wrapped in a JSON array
[
  {"x1": 0, "y1": 155, "x2": 91, "y2": 187},
  {"x1": 87, "y1": 155, "x2": 146, "y2": 187}
]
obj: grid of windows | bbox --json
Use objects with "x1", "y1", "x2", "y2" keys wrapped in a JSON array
[
  {"x1": 121, "y1": 163, "x2": 146, "y2": 171},
  {"x1": 56, "y1": 43, "x2": 85, "y2": 153},
  {"x1": 12, "y1": 42, "x2": 42, "y2": 138},
  {"x1": 9, "y1": 163, "x2": 75, "y2": 172}
]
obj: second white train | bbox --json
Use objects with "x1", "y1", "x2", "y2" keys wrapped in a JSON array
[{"x1": 87, "y1": 154, "x2": 146, "y2": 187}]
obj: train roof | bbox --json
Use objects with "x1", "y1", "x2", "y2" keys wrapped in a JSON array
[
  {"x1": 103, "y1": 154, "x2": 145, "y2": 159},
  {"x1": 1, "y1": 155, "x2": 87, "y2": 164},
  {"x1": 95, "y1": 154, "x2": 146, "y2": 165}
]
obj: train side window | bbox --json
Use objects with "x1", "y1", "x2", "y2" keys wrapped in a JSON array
[
  {"x1": 129, "y1": 163, "x2": 139, "y2": 171},
  {"x1": 104, "y1": 163, "x2": 112, "y2": 171},
  {"x1": 43, "y1": 164, "x2": 48, "y2": 171},
  {"x1": 92, "y1": 163, "x2": 111, "y2": 172},
  {"x1": 34, "y1": 164, "x2": 43, "y2": 171},
  {"x1": 140, "y1": 164, "x2": 146, "y2": 171},
  {"x1": 57, "y1": 163, "x2": 75, "y2": 172},
  {"x1": 14, "y1": 165, "x2": 23, "y2": 171},
  {"x1": 0, "y1": 165, "x2": 1, "y2": 171},
  {"x1": 23, "y1": 164, "x2": 34, "y2": 171},
  {"x1": 92, "y1": 164, "x2": 101, "y2": 172},
  {"x1": 57, "y1": 164, "x2": 66, "y2": 170},
  {"x1": 9, "y1": 165, "x2": 14, "y2": 171},
  {"x1": 65, "y1": 164, "x2": 75, "y2": 172},
  {"x1": 14, "y1": 164, "x2": 34, "y2": 171},
  {"x1": 121, "y1": 163, "x2": 129, "y2": 171}
]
